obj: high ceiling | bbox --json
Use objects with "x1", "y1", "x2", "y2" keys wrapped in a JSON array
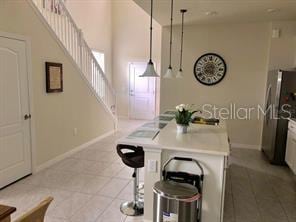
[{"x1": 133, "y1": 0, "x2": 296, "y2": 26}]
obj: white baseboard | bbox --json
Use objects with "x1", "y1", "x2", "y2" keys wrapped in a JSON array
[
  {"x1": 118, "y1": 115, "x2": 129, "y2": 120},
  {"x1": 34, "y1": 130, "x2": 115, "y2": 173},
  {"x1": 231, "y1": 143, "x2": 261, "y2": 150}
]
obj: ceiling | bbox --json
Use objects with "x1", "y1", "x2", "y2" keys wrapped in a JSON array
[{"x1": 133, "y1": 0, "x2": 296, "y2": 26}]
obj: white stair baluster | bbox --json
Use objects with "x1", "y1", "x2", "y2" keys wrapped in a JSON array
[{"x1": 30, "y1": 0, "x2": 116, "y2": 119}]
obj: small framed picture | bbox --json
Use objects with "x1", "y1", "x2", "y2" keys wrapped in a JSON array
[{"x1": 45, "y1": 62, "x2": 63, "y2": 93}]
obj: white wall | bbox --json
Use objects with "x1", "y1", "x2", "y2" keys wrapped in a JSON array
[
  {"x1": 66, "y1": 0, "x2": 113, "y2": 80},
  {"x1": 268, "y1": 21, "x2": 296, "y2": 70},
  {"x1": 112, "y1": 0, "x2": 162, "y2": 118},
  {"x1": 65, "y1": 0, "x2": 162, "y2": 119},
  {"x1": 6, "y1": 0, "x2": 294, "y2": 152},
  {"x1": 0, "y1": 0, "x2": 114, "y2": 166},
  {"x1": 160, "y1": 22, "x2": 270, "y2": 147}
]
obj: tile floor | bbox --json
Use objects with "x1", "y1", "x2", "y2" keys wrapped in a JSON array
[
  {"x1": 225, "y1": 148, "x2": 296, "y2": 222},
  {"x1": 0, "y1": 119, "x2": 295, "y2": 222}
]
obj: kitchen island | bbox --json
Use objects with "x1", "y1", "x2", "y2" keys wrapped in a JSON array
[{"x1": 117, "y1": 114, "x2": 230, "y2": 222}]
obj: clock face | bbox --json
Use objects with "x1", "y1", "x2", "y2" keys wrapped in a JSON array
[{"x1": 193, "y1": 53, "x2": 227, "y2": 85}]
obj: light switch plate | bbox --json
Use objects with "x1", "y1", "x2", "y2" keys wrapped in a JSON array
[
  {"x1": 148, "y1": 159, "x2": 157, "y2": 172},
  {"x1": 272, "y1": 29, "x2": 280, "y2": 38}
]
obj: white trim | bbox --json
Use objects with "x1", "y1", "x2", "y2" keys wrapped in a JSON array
[
  {"x1": 231, "y1": 143, "x2": 261, "y2": 150},
  {"x1": 25, "y1": 37, "x2": 38, "y2": 175},
  {"x1": 0, "y1": 31, "x2": 36, "y2": 179},
  {"x1": 118, "y1": 115, "x2": 129, "y2": 120},
  {"x1": 34, "y1": 130, "x2": 115, "y2": 173},
  {"x1": 0, "y1": 31, "x2": 29, "y2": 41}
]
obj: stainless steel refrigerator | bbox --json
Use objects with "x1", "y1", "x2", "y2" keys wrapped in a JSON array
[{"x1": 262, "y1": 69, "x2": 296, "y2": 165}]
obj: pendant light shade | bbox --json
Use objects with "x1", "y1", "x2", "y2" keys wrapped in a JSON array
[
  {"x1": 142, "y1": 59, "x2": 158, "y2": 77},
  {"x1": 176, "y1": 69, "x2": 183, "y2": 78},
  {"x1": 163, "y1": 0, "x2": 174, "y2": 78},
  {"x1": 165, "y1": 66, "x2": 174, "y2": 78},
  {"x1": 140, "y1": 0, "x2": 159, "y2": 77},
  {"x1": 177, "y1": 9, "x2": 187, "y2": 79}
]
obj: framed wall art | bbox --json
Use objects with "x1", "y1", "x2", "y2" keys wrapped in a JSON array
[{"x1": 45, "y1": 62, "x2": 63, "y2": 93}]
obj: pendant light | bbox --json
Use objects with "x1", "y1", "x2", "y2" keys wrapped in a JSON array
[
  {"x1": 176, "y1": 9, "x2": 187, "y2": 78},
  {"x1": 140, "y1": 0, "x2": 159, "y2": 77},
  {"x1": 163, "y1": 0, "x2": 174, "y2": 78}
]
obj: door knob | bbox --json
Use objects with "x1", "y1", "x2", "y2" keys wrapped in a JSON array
[{"x1": 24, "y1": 114, "x2": 31, "y2": 120}]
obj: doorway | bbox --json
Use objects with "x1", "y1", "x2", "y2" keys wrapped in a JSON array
[
  {"x1": 129, "y1": 62, "x2": 156, "y2": 120},
  {"x1": 0, "y1": 34, "x2": 32, "y2": 188}
]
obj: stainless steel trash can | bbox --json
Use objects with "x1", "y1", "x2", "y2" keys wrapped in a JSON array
[
  {"x1": 153, "y1": 157, "x2": 204, "y2": 222},
  {"x1": 153, "y1": 180, "x2": 200, "y2": 222}
]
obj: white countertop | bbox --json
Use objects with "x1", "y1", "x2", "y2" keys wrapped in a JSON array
[{"x1": 117, "y1": 119, "x2": 230, "y2": 156}]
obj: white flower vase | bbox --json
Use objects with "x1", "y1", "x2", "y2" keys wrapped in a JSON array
[{"x1": 177, "y1": 124, "x2": 188, "y2": 134}]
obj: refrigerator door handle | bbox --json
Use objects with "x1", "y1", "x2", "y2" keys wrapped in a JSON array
[
  {"x1": 265, "y1": 85, "x2": 272, "y2": 111},
  {"x1": 264, "y1": 84, "x2": 272, "y2": 125}
]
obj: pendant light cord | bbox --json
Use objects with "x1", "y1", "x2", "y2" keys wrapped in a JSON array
[
  {"x1": 179, "y1": 10, "x2": 185, "y2": 70},
  {"x1": 169, "y1": 0, "x2": 173, "y2": 68},
  {"x1": 149, "y1": 0, "x2": 153, "y2": 62}
]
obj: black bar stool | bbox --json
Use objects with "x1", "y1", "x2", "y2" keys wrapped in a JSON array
[{"x1": 117, "y1": 144, "x2": 144, "y2": 216}]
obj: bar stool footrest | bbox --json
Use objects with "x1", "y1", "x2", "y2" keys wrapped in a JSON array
[{"x1": 120, "y1": 201, "x2": 144, "y2": 216}]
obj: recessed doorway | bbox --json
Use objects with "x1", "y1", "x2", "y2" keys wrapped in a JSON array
[{"x1": 128, "y1": 62, "x2": 156, "y2": 120}]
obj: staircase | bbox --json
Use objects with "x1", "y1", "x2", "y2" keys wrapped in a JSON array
[{"x1": 29, "y1": 0, "x2": 117, "y2": 120}]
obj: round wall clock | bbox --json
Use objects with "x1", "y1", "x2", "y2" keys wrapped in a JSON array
[{"x1": 193, "y1": 53, "x2": 227, "y2": 86}]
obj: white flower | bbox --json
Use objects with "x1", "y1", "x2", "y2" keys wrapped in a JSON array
[
  {"x1": 176, "y1": 104, "x2": 188, "y2": 112},
  {"x1": 176, "y1": 104, "x2": 184, "y2": 111}
]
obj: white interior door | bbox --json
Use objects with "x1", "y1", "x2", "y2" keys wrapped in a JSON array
[
  {"x1": 129, "y1": 62, "x2": 156, "y2": 120},
  {"x1": 0, "y1": 36, "x2": 32, "y2": 188}
]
